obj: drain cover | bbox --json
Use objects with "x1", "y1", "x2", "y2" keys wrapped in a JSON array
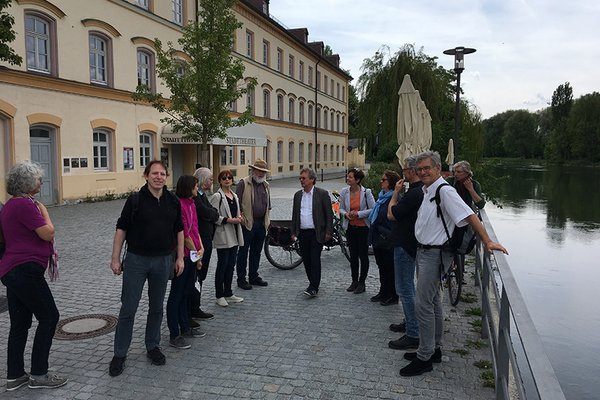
[{"x1": 54, "y1": 314, "x2": 118, "y2": 340}]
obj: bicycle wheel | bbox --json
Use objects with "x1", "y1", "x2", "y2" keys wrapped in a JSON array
[
  {"x1": 337, "y1": 229, "x2": 350, "y2": 262},
  {"x1": 264, "y1": 239, "x2": 303, "y2": 270},
  {"x1": 447, "y1": 255, "x2": 463, "y2": 306}
]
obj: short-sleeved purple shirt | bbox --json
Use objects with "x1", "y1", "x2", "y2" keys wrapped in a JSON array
[{"x1": 0, "y1": 197, "x2": 52, "y2": 278}]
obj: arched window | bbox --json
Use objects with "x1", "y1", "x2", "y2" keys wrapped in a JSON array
[
  {"x1": 308, "y1": 143, "x2": 313, "y2": 162},
  {"x1": 93, "y1": 129, "x2": 112, "y2": 171},
  {"x1": 137, "y1": 49, "x2": 155, "y2": 92},
  {"x1": 89, "y1": 33, "x2": 113, "y2": 86},
  {"x1": 308, "y1": 104, "x2": 313, "y2": 127},
  {"x1": 263, "y1": 90, "x2": 270, "y2": 118},
  {"x1": 288, "y1": 141, "x2": 294, "y2": 163},
  {"x1": 25, "y1": 12, "x2": 57, "y2": 75},
  {"x1": 277, "y1": 140, "x2": 283, "y2": 163},
  {"x1": 299, "y1": 102, "x2": 305, "y2": 125},
  {"x1": 299, "y1": 142, "x2": 304, "y2": 162},
  {"x1": 288, "y1": 98, "x2": 295, "y2": 123},
  {"x1": 139, "y1": 132, "x2": 153, "y2": 167},
  {"x1": 277, "y1": 95, "x2": 284, "y2": 121}
]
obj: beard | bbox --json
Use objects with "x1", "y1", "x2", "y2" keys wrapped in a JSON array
[{"x1": 253, "y1": 174, "x2": 266, "y2": 184}]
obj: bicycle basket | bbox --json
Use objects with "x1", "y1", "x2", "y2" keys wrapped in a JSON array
[{"x1": 268, "y1": 225, "x2": 293, "y2": 247}]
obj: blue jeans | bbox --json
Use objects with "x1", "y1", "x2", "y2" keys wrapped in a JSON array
[
  {"x1": 414, "y1": 248, "x2": 452, "y2": 361},
  {"x1": 236, "y1": 221, "x2": 266, "y2": 283},
  {"x1": 393, "y1": 247, "x2": 418, "y2": 338},
  {"x1": 113, "y1": 252, "x2": 171, "y2": 358},
  {"x1": 167, "y1": 257, "x2": 195, "y2": 338},
  {"x1": 1, "y1": 262, "x2": 59, "y2": 378},
  {"x1": 216, "y1": 246, "x2": 238, "y2": 298}
]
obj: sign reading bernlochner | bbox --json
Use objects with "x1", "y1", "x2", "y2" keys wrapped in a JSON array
[{"x1": 161, "y1": 124, "x2": 267, "y2": 147}]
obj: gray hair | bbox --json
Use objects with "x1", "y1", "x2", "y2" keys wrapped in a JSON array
[
  {"x1": 415, "y1": 150, "x2": 442, "y2": 169},
  {"x1": 299, "y1": 167, "x2": 317, "y2": 183},
  {"x1": 6, "y1": 160, "x2": 44, "y2": 196},
  {"x1": 403, "y1": 155, "x2": 418, "y2": 171},
  {"x1": 193, "y1": 167, "x2": 213, "y2": 189},
  {"x1": 453, "y1": 160, "x2": 473, "y2": 177}
]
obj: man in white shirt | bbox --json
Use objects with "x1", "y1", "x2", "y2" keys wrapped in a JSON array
[
  {"x1": 400, "y1": 151, "x2": 508, "y2": 377},
  {"x1": 291, "y1": 168, "x2": 333, "y2": 297}
]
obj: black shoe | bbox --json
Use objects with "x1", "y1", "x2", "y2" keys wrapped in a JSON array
[
  {"x1": 404, "y1": 348, "x2": 442, "y2": 363},
  {"x1": 389, "y1": 322, "x2": 406, "y2": 333},
  {"x1": 399, "y1": 357, "x2": 433, "y2": 377},
  {"x1": 346, "y1": 281, "x2": 358, "y2": 292},
  {"x1": 353, "y1": 282, "x2": 366, "y2": 294},
  {"x1": 303, "y1": 288, "x2": 318, "y2": 298},
  {"x1": 388, "y1": 335, "x2": 419, "y2": 350},
  {"x1": 147, "y1": 347, "x2": 166, "y2": 365},
  {"x1": 237, "y1": 280, "x2": 253, "y2": 290},
  {"x1": 189, "y1": 318, "x2": 200, "y2": 328},
  {"x1": 380, "y1": 297, "x2": 399, "y2": 306},
  {"x1": 109, "y1": 356, "x2": 126, "y2": 377},
  {"x1": 194, "y1": 309, "x2": 214, "y2": 320},
  {"x1": 249, "y1": 277, "x2": 268, "y2": 286},
  {"x1": 370, "y1": 293, "x2": 383, "y2": 302}
]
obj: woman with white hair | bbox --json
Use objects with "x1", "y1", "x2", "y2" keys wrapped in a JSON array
[
  {"x1": 448, "y1": 160, "x2": 486, "y2": 210},
  {"x1": 0, "y1": 161, "x2": 67, "y2": 390}
]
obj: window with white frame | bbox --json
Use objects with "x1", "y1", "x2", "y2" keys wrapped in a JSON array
[
  {"x1": 308, "y1": 104, "x2": 313, "y2": 127},
  {"x1": 220, "y1": 148, "x2": 227, "y2": 165},
  {"x1": 137, "y1": 0, "x2": 148, "y2": 9},
  {"x1": 262, "y1": 39, "x2": 269, "y2": 65},
  {"x1": 288, "y1": 98, "x2": 295, "y2": 123},
  {"x1": 240, "y1": 149, "x2": 246, "y2": 165},
  {"x1": 25, "y1": 13, "x2": 53, "y2": 73},
  {"x1": 93, "y1": 130, "x2": 111, "y2": 170},
  {"x1": 299, "y1": 102, "x2": 305, "y2": 125},
  {"x1": 228, "y1": 100, "x2": 237, "y2": 112},
  {"x1": 277, "y1": 141, "x2": 283, "y2": 163},
  {"x1": 299, "y1": 142, "x2": 304, "y2": 162},
  {"x1": 89, "y1": 34, "x2": 108, "y2": 85},
  {"x1": 288, "y1": 142, "x2": 294, "y2": 163},
  {"x1": 137, "y1": 49, "x2": 154, "y2": 91},
  {"x1": 139, "y1": 132, "x2": 153, "y2": 167},
  {"x1": 288, "y1": 55, "x2": 294, "y2": 78},
  {"x1": 277, "y1": 95, "x2": 284, "y2": 121},
  {"x1": 263, "y1": 90, "x2": 270, "y2": 118},
  {"x1": 246, "y1": 30, "x2": 254, "y2": 58},
  {"x1": 299, "y1": 61, "x2": 304, "y2": 82},
  {"x1": 277, "y1": 48, "x2": 283, "y2": 72},
  {"x1": 172, "y1": 0, "x2": 183, "y2": 24}
]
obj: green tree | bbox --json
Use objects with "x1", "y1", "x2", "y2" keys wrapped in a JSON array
[
  {"x1": 482, "y1": 111, "x2": 515, "y2": 157},
  {"x1": 567, "y1": 92, "x2": 600, "y2": 161},
  {"x1": 0, "y1": 0, "x2": 22, "y2": 65},
  {"x1": 133, "y1": 0, "x2": 256, "y2": 164},
  {"x1": 502, "y1": 110, "x2": 539, "y2": 158},
  {"x1": 545, "y1": 82, "x2": 573, "y2": 161}
]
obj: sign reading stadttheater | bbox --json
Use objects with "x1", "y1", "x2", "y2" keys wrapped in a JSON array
[{"x1": 161, "y1": 124, "x2": 267, "y2": 147}]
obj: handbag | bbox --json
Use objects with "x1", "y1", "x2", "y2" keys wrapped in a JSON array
[{"x1": 47, "y1": 243, "x2": 59, "y2": 282}]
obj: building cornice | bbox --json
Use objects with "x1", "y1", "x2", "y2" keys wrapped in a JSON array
[{"x1": 16, "y1": 0, "x2": 66, "y2": 18}]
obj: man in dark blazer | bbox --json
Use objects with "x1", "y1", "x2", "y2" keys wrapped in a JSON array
[{"x1": 291, "y1": 168, "x2": 334, "y2": 297}]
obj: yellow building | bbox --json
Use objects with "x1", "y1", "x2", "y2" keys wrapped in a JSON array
[{"x1": 0, "y1": 0, "x2": 350, "y2": 204}]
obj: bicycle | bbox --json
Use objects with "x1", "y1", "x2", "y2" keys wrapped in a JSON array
[{"x1": 445, "y1": 253, "x2": 464, "y2": 306}]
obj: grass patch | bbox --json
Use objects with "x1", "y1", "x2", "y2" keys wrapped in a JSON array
[
  {"x1": 451, "y1": 348, "x2": 470, "y2": 356},
  {"x1": 481, "y1": 370, "x2": 495, "y2": 388},
  {"x1": 461, "y1": 292, "x2": 478, "y2": 303},
  {"x1": 469, "y1": 319, "x2": 483, "y2": 333},
  {"x1": 466, "y1": 339, "x2": 488, "y2": 349},
  {"x1": 474, "y1": 360, "x2": 493, "y2": 369},
  {"x1": 465, "y1": 307, "x2": 482, "y2": 317},
  {"x1": 84, "y1": 190, "x2": 135, "y2": 203}
]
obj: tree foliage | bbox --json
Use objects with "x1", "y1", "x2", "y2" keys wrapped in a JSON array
[
  {"x1": 133, "y1": 0, "x2": 256, "y2": 147},
  {"x1": 0, "y1": 0, "x2": 22, "y2": 65}
]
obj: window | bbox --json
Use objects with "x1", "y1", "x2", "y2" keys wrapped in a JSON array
[
  {"x1": 323, "y1": 144, "x2": 327, "y2": 161},
  {"x1": 308, "y1": 104, "x2": 313, "y2": 127},
  {"x1": 220, "y1": 148, "x2": 227, "y2": 165},
  {"x1": 299, "y1": 61, "x2": 304, "y2": 82},
  {"x1": 342, "y1": 86, "x2": 346, "y2": 101},
  {"x1": 288, "y1": 55, "x2": 294, "y2": 78},
  {"x1": 299, "y1": 142, "x2": 304, "y2": 162},
  {"x1": 246, "y1": 87, "x2": 255, "y2": 114},
  {"x1": 288, "y1": 98, "x2": 295, "y2": 123},
  {"x1": 172, "y1": 0, "x2": 183, "y2": 24},
  {"x1": 137, "y1": 0, "x2": 148, "y2": 9},
  {"x1": 175, "y1": 62, "x2": 185, "y2": 78},
  {"x1": 277, "y1": 48, "x2": 283, "y2": 73},
  {"x1": 330, "y1": 111, "x2": 334, "y2": 131},
  {"x1": 228, "y1": 146, "x2": 234, "y2": 164},
  {"x1": 277, "y1": 95, "x2": 284, "y2": 121},
  {"x1": 316, "y1": 71, "x2": 321, "y2": 90},
  {"x1": 330, "y1": 145, "x2": 334, "y2": 162},
  {"x1": 342, "y1": 146, "x2": 345, "y2": 161},
  {"x1": 324, "y1": 75, "x2": 328, "y2": 94},
  {"x1": 246, "y1": 30, "x2": 254, "y2": 59},
  {"x1": 89, "y1": 34, "x2": 109, "y2": 85},
  {"x1": 228, "y1": 100, "x2": 237, "y2": 112},
  {"x1": 336, "y1": 114, "x2": 340, "y2": 132},
  {"x1": 316, "y1": 107, "x2": 321, "y2": 128},
  {"x1": 25, "y1": 13, "x2": 54, "y2": 74},
  {"x1": 137, "y1": 49, "x2": 154, "y2": 92},
  {"x1": 288, "y1": 142, "x2": 294, "y2": 163},
  {"x1": 331, "y1": 80, "x2": 334, "y2": 96},
  {"x1": 262, "y1": 40, "x2": 269, "y2": 65},
  {"x1": 336, "y1": 145, "x2": 340, "y2": 161},
  {"x1": 308, "y1": 66, "x2": 313, "y2": 86},
  {"x1": 316, "y1": 144, "x2": 320, "y2": 161},
  {"x1": 93, "y1": 130, "x2": 111, "y2": 170},
  {"x1": 342, "y1": 115, "x2": 345, "y2": 133},
  {"x1": 220, "y1": 146, "x2": 234, "y2": 165},
  {"x1": 277, "y1": 141, "x2": 283, "y2": 163},
  {"x1": 299, "y1": 102, "x2": 305, "y2": 125},
  {"x1": 263, "y1": 90, "x2": 270, "y2": 118},
  {"x1": 240, "y1": 149, "x2": 246, "y2": 165},
  {"x1": 337, "y1": 82, "x2": 340, "y2": 99},
  {"x1": 308, "y1": 143, "x2": 313, "y2": 162},
  {"x1": 139, "y1": 133, "x2": 153, "y2": 167},
  {"x1": 323, "y1": 109, "x2": 327, "y2": 129}
]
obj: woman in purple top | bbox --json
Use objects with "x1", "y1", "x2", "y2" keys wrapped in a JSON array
[
  {"x1": 0, "y1": 161, "x2": 67, "y2": 391},
  {"x1": 166, "y1": 175, "x2": 205, "y2": 349}
]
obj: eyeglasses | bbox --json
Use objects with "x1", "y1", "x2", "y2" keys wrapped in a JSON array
[
  {"x1": 416, "y1": 166, "x2": 433, "y2": 173},
  {"x1": 380, "y1": 178, "x2": 388, "y2": 182},
  {"x1": 221, "y1": 176, "x2": 233, "y2": 181}
]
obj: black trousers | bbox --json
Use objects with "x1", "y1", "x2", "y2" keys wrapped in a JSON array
[
  {"x1": 373, "y1": 246, "x2": 397, "y2": 298},
  {"x1": 346, "y1": 225, "x2": 370, "y2": 283},
  {"x1": 298, "y1": 229, "x2": 323, "y2": 291}
]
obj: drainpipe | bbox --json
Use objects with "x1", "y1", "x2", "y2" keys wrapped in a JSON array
[{"x1": 314, "y1": 59, "x2": 320, "y2": 174}]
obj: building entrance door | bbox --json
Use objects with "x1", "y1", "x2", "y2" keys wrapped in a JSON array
[{"x1": 30, "y1": 127, "x2": 56, "y2": 205}]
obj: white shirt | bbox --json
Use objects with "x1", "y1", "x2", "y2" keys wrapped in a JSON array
[
  {"x1": 415, "y1": 176, "x2": 474, "y2": 246},
  {"x1": 300, "y1": 187, "x2": 315, "y2": 229}
]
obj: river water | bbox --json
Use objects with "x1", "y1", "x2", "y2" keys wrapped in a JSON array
[{"x1": 483, "y1": 163, "x2": 600, "y2": 400}]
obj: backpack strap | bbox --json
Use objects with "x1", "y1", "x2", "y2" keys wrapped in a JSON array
[
  {"x1": 130, "y1": 192, "x2": 140, "y2": 222},
  {"x1": 431, "y1": 183, "x2": 452, "y2": 242}
]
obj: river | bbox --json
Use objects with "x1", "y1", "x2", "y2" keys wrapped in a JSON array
[{"x1": 483, "y1": 162, "x2": 600, "y2": 400}]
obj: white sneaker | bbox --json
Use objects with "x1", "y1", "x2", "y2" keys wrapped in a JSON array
[
  {"x1": 216, "y1": 297, "x2": 228, "y2": 307},
  {"x1": 225, "y1": 295, "x2": 244, "y2": 303}
]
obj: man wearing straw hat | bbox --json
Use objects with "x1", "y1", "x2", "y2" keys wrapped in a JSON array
[{"x1": 235, "y1": 159, "x2": 271, "y2": 290}]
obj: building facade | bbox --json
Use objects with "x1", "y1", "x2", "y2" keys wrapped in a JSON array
[{"x1": 0, "y1": 0, "x2": 351, "y2": 204}]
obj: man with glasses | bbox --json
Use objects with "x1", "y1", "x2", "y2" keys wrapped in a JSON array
[
  {"x1": 291, "y1": 168, "x2": 333, "y2": 297},
  {"x1": 235, "y1": 159, "x2": 271, "y2": 290},
  {"x1": 400, "y1": 151, "x2": 507, "y2": 377},
  {"x1": 386, "y1": 156, "x2": 423, "y2": 352}
]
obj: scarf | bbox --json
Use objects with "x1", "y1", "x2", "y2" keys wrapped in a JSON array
[{"x1": 368, "y1": 189, "x2": 393, "y2": 224}]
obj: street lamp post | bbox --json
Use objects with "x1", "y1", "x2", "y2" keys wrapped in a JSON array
[{"x1": 443, "y1": 46, "x2": 476, "y2": 159}]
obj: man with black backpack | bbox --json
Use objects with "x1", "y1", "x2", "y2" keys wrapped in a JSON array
[{"x1": 399, "y1": 151, "x2": 507, "y2": 377}]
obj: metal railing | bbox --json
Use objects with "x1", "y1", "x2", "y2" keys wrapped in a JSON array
[{"x1": 474, "y1": 210, "x2": 566, "y2": 400}]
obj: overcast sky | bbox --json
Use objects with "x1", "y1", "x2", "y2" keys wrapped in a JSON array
[{"x1": 269, "y1": 0, "x2": 599, "y2": 119}]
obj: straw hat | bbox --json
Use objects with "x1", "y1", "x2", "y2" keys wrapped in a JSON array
[{"x1": 249, "y1": 159, "x2": 270, "y2": 173}]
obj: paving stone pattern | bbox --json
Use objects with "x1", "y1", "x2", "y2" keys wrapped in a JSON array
[{"x1": 0, "y1": 177, "x2": 494, "y2": 399}]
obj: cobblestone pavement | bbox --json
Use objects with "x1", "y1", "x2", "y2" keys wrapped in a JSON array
[{"x1": 0, "y1": 177, "x2": 494, "y2": 399}]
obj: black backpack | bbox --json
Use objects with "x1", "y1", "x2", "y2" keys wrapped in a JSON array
[{"x1": 432, "y1": 183, "x2": 478, "y2": 255}]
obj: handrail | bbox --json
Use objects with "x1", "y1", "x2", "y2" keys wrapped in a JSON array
[{"x1": 475, "y1": 210, "x2": 566, "y2": 400}]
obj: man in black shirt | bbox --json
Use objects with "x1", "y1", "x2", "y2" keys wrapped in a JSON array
[
  {"x1": 108, "y1": 161, "x2": 184, "y2": 377},
  {"x1": 386, "y1": 156, "x2": 423, "y2": 351}
]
